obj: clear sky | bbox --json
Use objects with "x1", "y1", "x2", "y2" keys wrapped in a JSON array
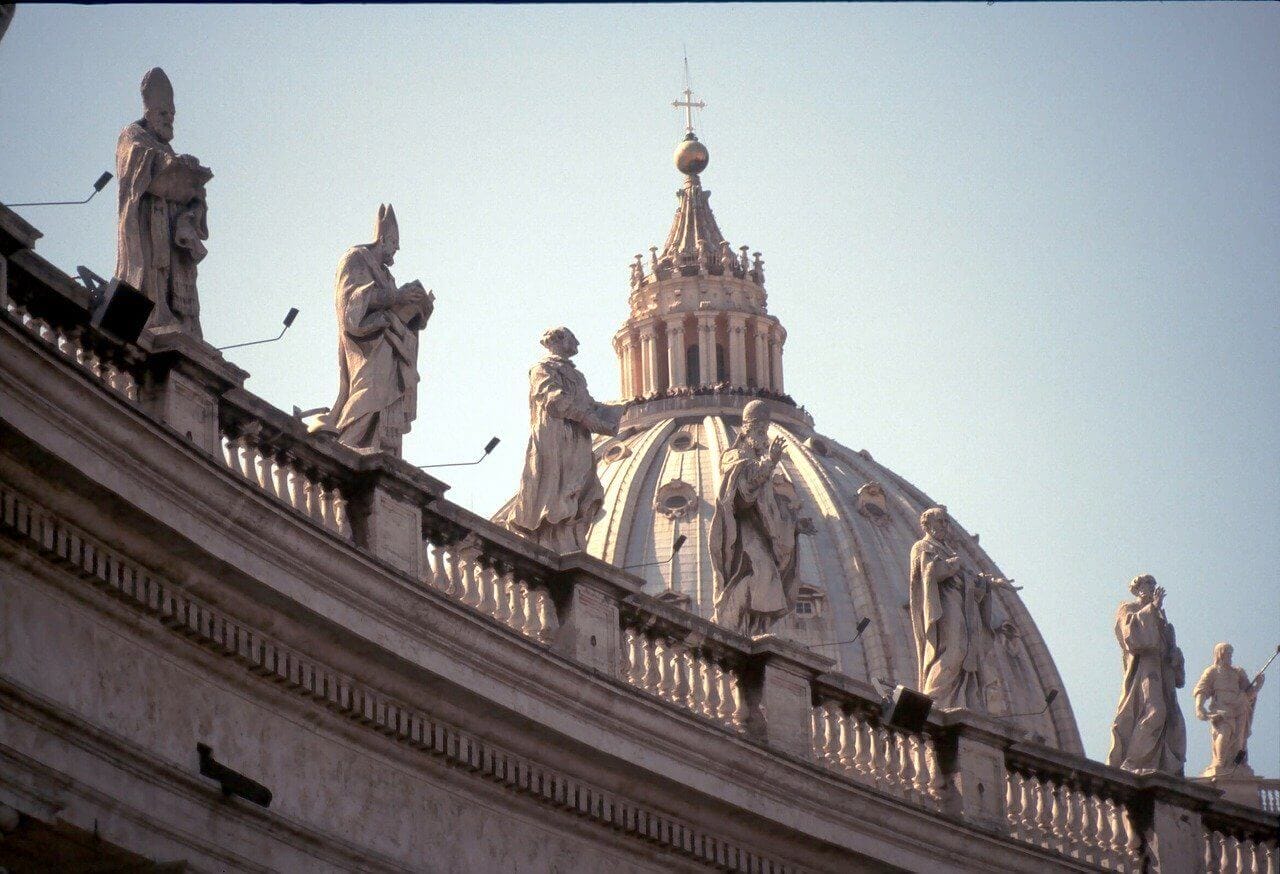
[{"x1": 3, "y1": 3, "x2": 1277, "y2": 781}]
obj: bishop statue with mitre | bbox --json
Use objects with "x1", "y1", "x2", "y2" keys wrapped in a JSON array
[
  {"x1": 115, "y1": 67, "x2": 212, "y2": 338},
  {"x1": 320, "y1": 204, "x2": 434, "y2": 456}
]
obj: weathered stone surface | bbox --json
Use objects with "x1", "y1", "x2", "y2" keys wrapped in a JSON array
[
  {"x1": 1108, "y1": 574, "x2": 1187, "y2": 776},
  {"x1": 115, "y1": 68, "x2": 212, "y2": 338}
]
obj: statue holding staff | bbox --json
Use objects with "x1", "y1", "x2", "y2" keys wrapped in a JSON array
[{"x1": 1194, "y1": 642, "x2": 1272, "y2": 777}]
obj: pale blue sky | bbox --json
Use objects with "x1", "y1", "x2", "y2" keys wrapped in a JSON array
[{"x1": 3, "y1": 3, "x2": 1277, "y2": 779}]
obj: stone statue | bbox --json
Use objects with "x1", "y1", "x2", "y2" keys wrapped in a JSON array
[
  {"x1": 719, "y1": 241, "x2": 736, "y2": 275},
  {"x1": 115, "y1": 67, "x2": 212, "y2": 338},
  {"x1": 1108, "y1": 574, "x2": 1187, "y2": 776},
  {"x1": 498, "y1": 327, "x2": 621, "y2": 552},
  {"x1": 1194, "y1": 643, "x2": 1264, "y2": 777},
  {"x1": 711, "y1": 401, "x2": 814, "y2": 636},
  {"x1": 908, "y1": 507, "x2": 1012, "y2": 710},
  {"x1": 320, "y1": 204, "x2": 433, "y2": 456}
]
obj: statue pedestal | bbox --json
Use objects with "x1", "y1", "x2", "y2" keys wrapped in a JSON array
[{"x1": 1193, "y1": 772, "x2": 1268, "y2": 809}]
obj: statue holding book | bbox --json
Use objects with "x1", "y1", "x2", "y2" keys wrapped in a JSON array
[
  {"x1": 319, "y1": 203, "x2": 433, "y2": 456},
  {"x1": 115, "y1": 67, "x2": 213, "y2": 338}
]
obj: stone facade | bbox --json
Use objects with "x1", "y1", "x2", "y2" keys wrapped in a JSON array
[{"x1": 3, "y1": 203, "x2": 1278, "y2": 871}]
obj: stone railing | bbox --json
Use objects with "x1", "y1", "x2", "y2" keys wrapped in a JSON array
[
  {"x1": 4, "y1": 202, "x2": 1278, "y2": 874},
  {"x1": 811, "y1": 679, "x2": 944, "y2": 811},
  {"x1": 617, "y1": 596, "x2": 751, "y2": 733},
  {"x1": 1004, "y1": 750, "x2": 1143, "y2": 871}
]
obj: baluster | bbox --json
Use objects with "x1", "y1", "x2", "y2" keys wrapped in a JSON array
[
  {"x1": 269, "y1": 452, "x2": 289, "y2": 500},
  {"x1": 526, "y1": 586, "x2": 547, "y2": 639},
  {"x1": 254, "y1": 445, "x2": 275, "y2": 492},
  {"x1": 306, "y1": 476, "x2": 325, "y2": 520},
  {"x1": 827, "y1": 702, "x2": 848, "y2": 770},
  {"x1": 640, "y1": 634, "x2": 660, "y2": 694},
  {"x1": 510, "y1": 578, "x2": 529, "y2": 634},
  {"x1": 1223, "y1": 835, "x2": 1240, "y2": 874},
  {"x1": 1121, "y1": 803, "x2": 1142, "y2": 870},
  {"x1": 534, "y1": 588, "x2": 556, "y2": 642},
  {"x1": 1006, "y1": 773, "x2": 1024, "y2": 839},
  {"x1": 1205, "y1": 831, "x2": 1222, "y2": 874},
  {"x1": 474, "y1": 561, "x2": 496, "y2": 615},
  {"x1": 678, "y1": 647, "x2": 696, "y2": 709},
  {"x1": 1056, "y1": 782, "x2": 1075, "y2": 856},
  {"x1": 458, "y1": 552, "x2": 480, "y2": 606},
  {"x1": 910, "y1": 735, "x2": 932, "y2": 804},
  {"x1": 622, "y1": 628, "x2": 639, "y2": 682},
  {"x1": 727, "y1": 672, "x2": 746, "y2": 730},
  {"x1": 333, "y1": 491, "x2": 351, "y2": 538},
  {"x1": 221, "y1": 434, "x2": 239, "y2": 473},
  {"x1": 653, "y1": 638, "x2": 674, "y2": 700},
  {"x1": 1093, "y1": 794, "x2": 1116, "y2": 868},
  {"x1": 812, "y1": 702, "x2": 832, "y2": 764},
  {"x1": 238, "y1": 437, "x2": 259, "y2": 482},
  {"x1": 703, "y1": 659, "x2": 722, "y2": 720},
  {"x1": 688, "y1": 651, "x2": 707, "y2": 716},
  {"x1": 495, "y1": 569, "x2": 515, "y2": 625}
]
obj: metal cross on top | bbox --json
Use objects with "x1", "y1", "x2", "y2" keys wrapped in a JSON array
[{"x1": 672, "y1": 56, "x2": 705, "y2": 134}]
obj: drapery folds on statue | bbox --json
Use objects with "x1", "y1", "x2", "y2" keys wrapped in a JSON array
[
  {"x1": 710, "y1": 400, "x2": 813, "y2": 636},
  {"x1": 115, "y1": 67, "x2": 212, "y2": 338},
  {"x1": 322, "y1": 204, "x2": 433, "y2": 456},
  {"x1": 1108, "y1": 574, "x2": 1187, "y2": 776},
  {"x1": 498, "y1": 328, "x2": 621, "y2": 553},
  {"x1": 1193, "y1": 642, "x2": 1264, "y2": 777},
  {"x1": 908, "y1": 507, "x2": 1012, "y2": 711}
]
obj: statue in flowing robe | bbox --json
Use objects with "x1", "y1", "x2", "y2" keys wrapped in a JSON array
[
  {"x1": 710, "y1": 401, "x2": 814, "y2": 636},
  {"x1": 498, "y1": 327, "x2": 621, "y2": 552},
  {"x1": 114, "y1": 67, "x2": 212, "y2": 338},
  {"x1": 909, "y1": 507, "x2": 1013, "y2": 711},
  {"x1": 1108, "y1": 574, "x2": 1187, "y2": 776},
  {"x1": 320, "y1": 204, "x2": 433, "y2": 456},
  {"x1": 1194, "y1": 643, "x2": 1264, "y2": 777}
]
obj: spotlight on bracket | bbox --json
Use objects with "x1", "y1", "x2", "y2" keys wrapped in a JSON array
[
  {"x1": 197, "y1": 743, "x2": 272, "y2": 808},
  {"x1": 623, "y1": 533, "x2": 687, "y2": 570},
  {"x1": 217, "y1": 307, "x2": 299, "y2": 351},
  {"x1": 4, "y1": 171, "x2": 113, "y2": 207},
  {"x1": 871, "y1": 677, "x2": 934, "y2": 734},
  {"x1": 418, "y1": 436, "x2": 501, "y2": 469},
  {"x1": 76, "y1": 265, "x2": 153, "y2": 345}
]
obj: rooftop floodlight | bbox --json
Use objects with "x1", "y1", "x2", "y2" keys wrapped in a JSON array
[
  {"x1": 418, "y1": 436, "x2": 501, "y2": 469},
  {"x1": 811, "y1": 616, "x2": 872, "y2": 648},
  {"x1": 197, "y1": 743, "x2": 272, "y2": 808},
  {"x1": 870, "y1": 677, "x2": 934, "y2": 734},
  {"x1": 996, "y1": 688, "x2": 1060, "y2": 719},
  {"x1": 3, "y1": 171, "x2": 113, "y2": 207},
  {"x1": 217, "y1": 307, "x2": 300, "y2": 351},
  {"x1": 623, "y1": 532, "x2": 687, "y2": 570},
  {"x1": 75, "y1": 265, "x2": 153, "y2": 344}
]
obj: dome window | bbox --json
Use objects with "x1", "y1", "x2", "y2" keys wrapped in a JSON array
[
  {"x1": 795, "y1": 585, "x2": 827, "y2": 620},
  {"x1": 804, "y1": 436, "x2": 828, "y2": 456},
  {"x1": 602, "y1": 442, "x2": 630, "y2": 462},
  {"x1": 654, "y1": 479, "x2": 698, "y2": 519},
  {"x1": 856, "y1": 481, "x2": 888, "y2": 521},
  {"x1": 669, "y1": 432, "x2": 695, "y2": 451}
]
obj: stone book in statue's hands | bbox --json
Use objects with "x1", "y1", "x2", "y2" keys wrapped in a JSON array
[
  {"x1": 394, "y1": 280, "x2": 434, "y2": 330},
  {"x1": 150, "y1": 156, "x2": 212, "y2": 202}
]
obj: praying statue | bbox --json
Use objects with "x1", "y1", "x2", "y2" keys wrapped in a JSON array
[
  {"x1": 710, "y1": 400, "x2": 814, "y2": 636},
  {"x1": 1193, "y1": 643, "x2": 1264, "y2": 777},
  {"x1": 1107, "y1": 574, "x2": 1187, "y2": 776},
  {"x1": 908, "y1": 507, "x2": 1012, "y2": 710},
  {"x1": 498, "y1": 327, "x2": 621, "y2": 552},
  {"x1": 320, "y1": 204, "x2": 433, "y2": 456},
  {"x1": 115, "y1": 67, "x2": 212, "y2": 338}
]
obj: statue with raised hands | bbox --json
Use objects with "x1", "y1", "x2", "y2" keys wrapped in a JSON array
[
  {"x1": 711, "y1": 400, "x2": 815, "y2": 636},
  {"x1": 908, "y1": 506, "x2": 1014, "y2": 710},
  {"x1": 1108, "y1": 575, "x2": 1187, "y2": 776},
  {"x1": 115, "y1": 67, "x2": 212, "y2": 338},
  {"x1": 498, "y1": 327, "x2": 621, "y2": 552},
  {"x1": 321, "y1": 204, "x2": 433, "y2": 456},
  {"x1": 1194, "y1": 642, "x2": 1266, "y2": 777}
]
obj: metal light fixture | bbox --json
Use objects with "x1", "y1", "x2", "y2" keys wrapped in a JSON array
[
  {"x1": 4, "y1": 171, "x2": 113, "y2": 207},
  {"x1": 622, "y1": 533, "x2": 687, "y2": 570},
  {"x1": 217, "y1": 307, "x2": 299, "y2": 351},
  {"x1": 418, "y1": 436, "x2": 501, "y2": 469}
]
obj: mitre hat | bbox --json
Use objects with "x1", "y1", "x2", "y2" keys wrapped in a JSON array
[
  {"x1": 742, "y1": 399, "x2": 770, "y2": 425},
  {"x1": 375, "y1": 203, "x2": 399, "y2": 243},
  {"x1": 141, "y1": 67, "x2": 174, "y2": 110}
]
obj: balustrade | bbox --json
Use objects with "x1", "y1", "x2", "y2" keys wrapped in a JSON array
[
  {"x1": 1004, "y1": 767, "x2": 1140, "y2": 871},
  {"x1": 810, "y1": 696, "x2": 942, "y2": 810},
  {"x1": 4, "y1": 298, "x2": 140, "y2": 401},
  {"x1": 217, "y1": 430, "x2": 352, "y2": 539},
  {"x1": 1203, "y1": 818, "x2": 1280, "y2": 874},
  {"x1": 421, "y1": 536, "x2": 557, "y2": 644},
  {"x1": 619, "y1": 623, "x2": 747, "y2": 732}
]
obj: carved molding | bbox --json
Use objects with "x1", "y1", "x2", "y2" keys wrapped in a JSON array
[{"x1": 0, "y1": 482, "x2": 801, "y2": 874}]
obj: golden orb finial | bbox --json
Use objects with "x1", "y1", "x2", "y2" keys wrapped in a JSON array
[{"x1": 674, "y1": 132, "x2": 709, "y2": 176}]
